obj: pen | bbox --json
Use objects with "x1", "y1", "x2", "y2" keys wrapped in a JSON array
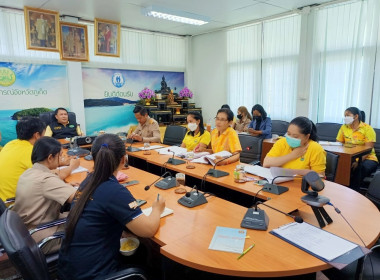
[
  {"x1": 157, "y1": 193, "x2": 160, "y2": 201},
  {"x1": 237, "y1": 243, "x2": 255, "y2": 260}
]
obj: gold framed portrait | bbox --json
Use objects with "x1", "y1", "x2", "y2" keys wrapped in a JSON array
[
  {"x1": 59, "y1": 22, "x2": 89, "y2": 62},
  {"x1": 94, "y1": 18, "x2": 120, "y2": 57},
  {"x1": 24, "y1": 6, "x2": 60, "y2": 52}
]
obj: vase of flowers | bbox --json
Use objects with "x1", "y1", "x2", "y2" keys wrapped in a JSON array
[
  {"x1": 179, "y1": 87, "x2": 193, "y2": 99},
  {"x1": 138, "y1": 87, "x2": 155, "y2": 105}
]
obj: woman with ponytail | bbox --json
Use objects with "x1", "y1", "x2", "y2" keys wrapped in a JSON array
[
  {"x1": 263, "y1": 116, "x2": 326, "y2": 175},
  {"x1": 58, "y1": 134, "x2": 165, "y2": 280}
]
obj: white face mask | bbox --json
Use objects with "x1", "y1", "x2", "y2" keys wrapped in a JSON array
[
  {"x1": 344, "y1": 116, "x2": 354, "y2": 125},
  {"x1": 188, "y1": 123, "x2": 198, "y2": 131}
]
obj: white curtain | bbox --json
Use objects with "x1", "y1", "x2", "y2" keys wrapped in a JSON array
[
  {"x1": 0, "y1": 9, "x2": 186, "y2": 69},
  {"x1": 227, "y1": 15, "x2": 300, "y2": 120},
  {"x1": 309, "y1": 0, "x2": 380, "y2": 124}
]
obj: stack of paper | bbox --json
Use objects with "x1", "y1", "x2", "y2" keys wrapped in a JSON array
[
  {"x1": 319, "y1": 141, "x2": 342, "y2": 146},
  {"x1": 243, "y1": 166, "x2": 311, "y2": 183},
  {"x1": 157, "y1": 146, "x2": 187, "y2": 156},
  {"x1": 209, "y1": 226, "x2": 246, "y2": 253}
]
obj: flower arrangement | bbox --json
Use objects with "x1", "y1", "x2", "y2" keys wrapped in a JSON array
[
  {"x1": 138, "y1": 87, "x2": 155, "y2": 99},
  {"x1": 179, "y1": 87, "x2": 193, "y2": 98}
]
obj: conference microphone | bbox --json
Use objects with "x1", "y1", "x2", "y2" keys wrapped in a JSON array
[
  {"x1": 166, "y1": 149, "x2": 186, "y2": 165},
  {"x1": 126, "y1": 138, "x2": 140, "y2": 152},
  {"x1": 260, "y1": 175, "x2": 291, "y2": 195},
  {"x1": 178, "y1": 185, "x2": 208, "y2": 208},
  {"x1": 144, "y1": 171, "x2": 171, "y2": 191},
  {"x1": 256, "y1": 201, "x2": 303, "y2": 223},
  {"x1": 206, "y1": 153, "x2": 237, "y2": 178}
]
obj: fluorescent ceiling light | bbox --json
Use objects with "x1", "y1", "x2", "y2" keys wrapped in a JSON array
[{"x1": 142, "y1": 6, "x2": 209, "y2": 26}]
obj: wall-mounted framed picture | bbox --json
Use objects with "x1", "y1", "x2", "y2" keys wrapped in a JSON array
[
  {"x1": 94, "y1": 18, "x2": 120, "y2": 57},
  {"x1": 59, "y1": 22, "x2": 89, "y2": 62},
  {"x1": 24, "y1": 6, "x2": 60, "y2": 52}
]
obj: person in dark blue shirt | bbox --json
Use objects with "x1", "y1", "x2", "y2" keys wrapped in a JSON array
[
  {"x1": 248, "y1": 104, "x2": 272, "y2": 139},
  {"x1": 58, "y1": 134, "x2": 165, "y2": 280}
]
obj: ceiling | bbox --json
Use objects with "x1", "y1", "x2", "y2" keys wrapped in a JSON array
[{"x1": 0, "y1": 0, "x2": 340, "y2": 36}]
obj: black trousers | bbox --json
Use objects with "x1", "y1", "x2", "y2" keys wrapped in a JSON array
[{"x1": 350, "y1": 159, "x2": 378, "y2": 190}]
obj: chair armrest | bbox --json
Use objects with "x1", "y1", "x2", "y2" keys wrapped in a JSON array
[
  {"x1": 29, "y1": 218, "x2": 66, "y2": 236},
  {"x1": 248, "y1": 160, "x2": 261, "y2": 166},
  {"x1": 100, "y1": 267, "x2": 148, "y2": 280},
  {"x1": 38, "y1": 231, "x2": 65, "y2": 250}
]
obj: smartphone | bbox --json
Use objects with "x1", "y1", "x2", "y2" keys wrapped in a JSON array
[
  {"x1": 256, "y1": 180, "x2": 268, "y2": 186},
  {"x1": 122, "y1": 180, "x2": 139, "y2": 187},
  {"x1": 136, "y1": 199, "x2": 147, "y2": 207}
]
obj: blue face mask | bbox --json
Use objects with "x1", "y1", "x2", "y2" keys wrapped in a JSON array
[{"x1": 286, "y1": 135, "x2": 301, "y2": 148}]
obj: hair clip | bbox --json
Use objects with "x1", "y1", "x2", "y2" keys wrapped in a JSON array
[{"x1": 101, "y1": 143, "x2": 109, "y2": 148}]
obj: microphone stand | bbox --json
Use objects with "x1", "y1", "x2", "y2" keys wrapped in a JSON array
[
  {"x1": 166, "y1": 150, "x2": 186, "y2": 165},
  {"x1": 206, "y1": 153, "x2": 236, "y2": 178},
  {"x1": 144, "y1": 171, "x2": 171, "y2": 191},
  {"x1": 256, "y1": 201, "x2": 303, "y2": 223},
  {"x1": 126, "y1": 138, "x2": 141, "y2": 152},
  {"x1": 67, "y1": 137, "x2": 90, "y2": 157},
  {"x1": 178, "y1": 185, "x2": 208, "y2": 208}
]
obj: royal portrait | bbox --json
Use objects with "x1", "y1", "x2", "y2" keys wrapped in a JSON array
[
  {"x1": 59, "y1": 22, "x2": 89, "y2": 62},
  {"x1": 94, "y1": 18, "x2": 120, "y2": 57}
]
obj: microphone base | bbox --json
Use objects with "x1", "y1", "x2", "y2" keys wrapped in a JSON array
[
  {"x1": 241, "y1": 208, "x2": 269, "y2": 231},
  {"x1": 178, "y1": 191, "x2": 208, "y2": 208},
  {"x1": 262, "y1": 183, "x2": 289, "y2": 195},
  {"x1": 166, "y1": 158, "x2": 186, "y2": 165},
  {"x1": 67, "y1": 148, "x2": 90, "y2": 157},
  {"x1": 126, "y1": 147, "x2": 141, "y2": 152},
  {"x1": 155, "y1": 176, "x2": 179, "y2": 190},
  {"x1": 207, "y1": 168, "x2": 229, "y2": 178}
]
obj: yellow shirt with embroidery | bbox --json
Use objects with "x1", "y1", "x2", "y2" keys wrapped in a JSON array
[
  {"x1": 266, "y1": 137, "x2": 326, "y2": 174},
  {"x1": 211, "y1": 127, "x2": 242, "y2": 154},
  {"x1": 336, "y1": 122, "x2": 378, "y2": 162},
  {"x1": 0, "y1": 140, "x2": 33, "y2": 201},
  {"x1": 182, "y1": 130, "x2": 211, "y2": 151}
]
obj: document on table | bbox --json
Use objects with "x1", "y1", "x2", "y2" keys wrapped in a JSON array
[
  {"x1": 157, "y1": 146, "x2": 187, "y2": 155},
  {"x1": 271, "y1": 222, "x2": 358, "y2": 261},
  {"x1": 209, "y1": 226, "x2": 246, "y2": 254},
  {"x1": 142, "y1": 207, "x2": 173, "y2": 218},
  {"x1": 57, "y1": 165, "x2": 88, "y2": 174},
  {"x1": 141, "y1": 145, "x2": 164, "y2": 151},
  {"x1": 243, "y1": 165, "x2": 306, "y2": 183},
  {"x1": 319, "y1": 141, "x2": 342, "y2": 146}
]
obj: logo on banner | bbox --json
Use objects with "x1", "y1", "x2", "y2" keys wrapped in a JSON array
[
  {"x1": 0, "y1": 67, "x2": 16, "y2": 87},
  {"x1": 112, "y1": 73, "x2": 125, "y2": 88}
]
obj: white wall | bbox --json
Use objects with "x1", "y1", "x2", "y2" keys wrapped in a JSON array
[{"x1": 189, "y1": 31, "x2": 228, "y2": 124}]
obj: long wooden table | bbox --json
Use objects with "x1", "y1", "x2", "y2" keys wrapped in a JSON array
[
  {"x1": 261, "y1": 139, "x2": 372, "y2": 186},
  {"x1": 66, "y1": 154, "x2": 380, "y2": 278}
]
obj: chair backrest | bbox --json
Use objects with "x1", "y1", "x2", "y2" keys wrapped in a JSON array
[
  {"x1": 238, "y1": 134, "x2": 263, "y2": 164},
  {"x1": 39, "y1": 111, "x2": 77, "y2": 127},
  {"x1": 366, "y1": 172, "x2": 380, "y2": 209},
  {"x1": 316, "y1": 122, "x2": 341, "y2": 142},
  {"x1": 0, "y1": 209, "x2": 50, "y2": 280},
  {"x1": 163, "y1": 125, "x2": 187, "y2": 146},
  {"x1": 373, "y1": 128, "x2": 380, "y2": 162},
  {"x1": 325, "y1": 151, "x2": 339, "y2": 182},
  {"x1": 0, "y1": 199, "x2": 6, "y2": 216},
  {"x1": 271, "y1": 120, "x2": 289, "y2": 136}
]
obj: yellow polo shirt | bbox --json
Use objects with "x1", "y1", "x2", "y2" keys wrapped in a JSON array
[
  {"x1": 0, "y1": 140, "x2": 33, "y2": 201},
  {"x1": 266, "y1": 137, "x2": 326, "y2": 174},
  {"x1": 211, "y1": 127, "x2": 242, "y2": 154},
  {"x1": 182, "y1": 130, "x2": 211, "y2": 151},
  {"x1": 336, "y1": 122, "x2": 378, "y2": 162}
]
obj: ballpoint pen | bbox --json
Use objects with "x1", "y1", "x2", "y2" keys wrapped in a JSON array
[
  {"x1": 157, "y1": 193, "x2": 160, "y2": 201},
  {"x1": 237, "y1": 243, "x2": 255, "y2": 260}
]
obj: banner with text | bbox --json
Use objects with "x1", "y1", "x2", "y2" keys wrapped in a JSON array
[{"x1": 0, "y1": 62, "x2": 69, "y2": 145}]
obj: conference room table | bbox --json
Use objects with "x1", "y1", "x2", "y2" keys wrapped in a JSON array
[
  {"x1": 260, "y1": 138, "x2": 372, "y2": 186},
  {"x1": 66, "y1": 150, "x2": 380, "y2": 279}
]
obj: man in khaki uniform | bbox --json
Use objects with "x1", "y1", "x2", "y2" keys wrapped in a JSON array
[
  {"x1": 13, "y1": 162, "x2": 77, "y2": 254},
  {"x1": 128, "y1": 106, "x2": 161, "y2": 143}
]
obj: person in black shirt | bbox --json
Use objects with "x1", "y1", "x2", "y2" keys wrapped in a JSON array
[{"x1": 45, "y1": 108, "x2": 82, "y2": 139}]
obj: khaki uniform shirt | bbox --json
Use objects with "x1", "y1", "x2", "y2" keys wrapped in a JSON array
[
  {"x1": 13, "y1": 163, "x2": 76, "y2": 243},
  {"x1": 133, "y1": 117, "x2": 161, "y2": 143},
  {"x1": 234, "y1": 117, "x2": 251, "y2": 132}
]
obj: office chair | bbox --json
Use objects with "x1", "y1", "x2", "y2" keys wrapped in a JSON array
[
  {"x1": 325, "y1": 151, "x2": 339, "y2": 182},
  {"x1": 39, "y1": 111, "x2": 77, "y2": 127},
  {"x1": 162, "y1": 125, "x2": 187, "y2": 146},
  {"x1": 0, "y1": 209, "x2": 148, "y2": 280},
  {"x1": 315, "y1": 122, "x2": 342, "y2": 142},
  {"x1": 365, "y1": 172, "x2": 380, "y2": 209},
  {"x1": 271, "y1": 120, "x2": 289, "y2": 136},
  {"x1": 363, "y1": 128, "x2": 380, "y2": 186},
  {"x1": 238, "y1": 134, "x2": 263, "y2": 164}
]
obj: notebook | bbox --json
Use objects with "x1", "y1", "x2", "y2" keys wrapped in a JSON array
[{"x1": 142, "y1": 207, "x2": 173, "y2": 218}]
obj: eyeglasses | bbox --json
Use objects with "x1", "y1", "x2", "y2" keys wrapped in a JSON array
[{"x1": 214, "y1": 117, "x2": 228, "y2": 122}]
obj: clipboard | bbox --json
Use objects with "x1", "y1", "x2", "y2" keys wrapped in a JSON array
[{"x1": 270, "y1": 222, "x2": 369, "y2": 269}]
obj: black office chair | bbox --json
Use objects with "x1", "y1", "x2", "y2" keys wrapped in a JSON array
[
  {"x1": 271, "y1": 120, "x2": 289, "y2": 136},
  {"x1": 163, "y1": 125, "x2": 187, "y2": 146},
  {"x1": 0, "y1": 209, "x2": 147, "y2": 280},
  {"x1": 363, "y1": 128, "x2": 380, "y2": 186},
  {"x1": 315, "y1": 122, "x2": 342, "y2": 142},
  {"x1": 238, "y1": 134, "x2": 263, "y2": 164},
  {"x1": 0, "y1": 199, "x2": 6, "y2": 215},
  {"x1": 365, "y1": 172, "x2": 380, "y2": 209},
  {"x1": 39, "y1": 111, "x2": 77, "y2": 127},
  {"x1": 325, "y1": 151, "x2": 339, "y2": 182}
]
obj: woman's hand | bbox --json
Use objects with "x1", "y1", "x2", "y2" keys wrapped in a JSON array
[
  {"x1": 290, "y1": 144, "x2": 308, "y2": 159},
  {"x1": 152, "y1": 195, "x2": 166, "y2": 215}
]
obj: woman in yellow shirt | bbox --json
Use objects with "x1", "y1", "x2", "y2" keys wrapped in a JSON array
[
  {"x1": 181, "y1": 112, "x2": 211, "y2": 151},
  {"x1": 336, "y1": 107, "x2": 378, "y2": 190},
  {"x1": 263, "y1": 116, "x2": 326, "y2": 175},
  {"x1": 196, "y1": 108, "x2": 242, "y2": 165}
]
